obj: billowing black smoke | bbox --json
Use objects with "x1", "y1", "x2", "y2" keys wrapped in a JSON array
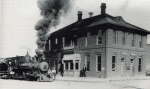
[{"x1": 35, "y1": 0, "x2": 72, "y2": 53}]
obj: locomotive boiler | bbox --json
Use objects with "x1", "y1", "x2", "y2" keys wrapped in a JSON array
[{"x1": 0, "y1": 60, "x2": 55, "y2": 82}]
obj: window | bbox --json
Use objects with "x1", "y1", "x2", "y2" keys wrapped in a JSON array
[
  {"x1": 64, "y1": 60, "x2": 74, "y2": 71},
  {"x1": 97, "y1": 36, "x2": 102, "y2": 45},
  {"x1": 139, "y1": 35, "x2": 143, "y2": 48},
  {"x1": 138, "y1": 58, "x2": 142, "y2": 72},
  {"x1": 85, "y1": 37, "x2": 87, "y2": 47},
  {"x1": 112, "y1": 56, "x2": 116, "y2": 71},
  {"x1": 96, "y1": 55, "x2": 101, "y2": 71},
  {"x1": 85, "y1": 55, "x2": 90, "y2": 71},
  {"x1": 113, "y1": 30, "x2": 117, "y2": 44},
  {"x1": 75, "y1": 62, "x2": 79, "y2": 70},
  {"x1": 70, "y1": 61, "x2": 73, "y2": 70},
  {"x1": 132, "y1": 34, "x2": 135, "y2": 47},
  {"x1": 122, "y1": 32, "x2": 126, "y2": 45}
]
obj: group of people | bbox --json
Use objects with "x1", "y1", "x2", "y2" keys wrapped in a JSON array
[
  {"x1": 48, "y1": 61, "x2": 64, "y2": 79},
  {"x1": 58, "y1": 62, "x2": 87, "y2": 77},
  {"x1": 48, "y1": 62, "x2": 87, "y2": 78}
]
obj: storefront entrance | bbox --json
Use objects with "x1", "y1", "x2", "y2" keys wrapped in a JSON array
[{"x1": 62, "y1": 54, "x2": 81, "y2": 77}]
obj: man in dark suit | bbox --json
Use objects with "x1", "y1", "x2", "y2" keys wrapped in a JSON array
[
  {"x1": 82, "y1": 64, "x2": 87, "y2": 77},
  {"x1": 59, "y1": 62, "x2": 64, "y2": 77}
]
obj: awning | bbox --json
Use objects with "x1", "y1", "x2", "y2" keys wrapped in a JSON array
[{"x1": 63, "y1": 54, "x2": 81, "y2": 61}]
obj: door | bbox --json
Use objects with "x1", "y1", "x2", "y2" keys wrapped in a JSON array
[{"x1": 74, "y1": 60, "x2": 80, "y2": 77}]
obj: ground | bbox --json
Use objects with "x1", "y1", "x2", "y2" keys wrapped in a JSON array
[{"x1": 0, "y1": 77, "x2": 150, "y2": 89}]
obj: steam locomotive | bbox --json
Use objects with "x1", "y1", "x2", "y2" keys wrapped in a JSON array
[{"x1": 0, "y1": 61, "x2": 55, "y2": 82}]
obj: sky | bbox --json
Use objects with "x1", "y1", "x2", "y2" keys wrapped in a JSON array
[{"x1": 1, "y1": 0, "x2": 150, "y2": 58}]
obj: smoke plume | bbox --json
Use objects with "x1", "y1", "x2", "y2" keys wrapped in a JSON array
[{"x1": 35, "y1": 0, "x2": 72, "y2": 52}]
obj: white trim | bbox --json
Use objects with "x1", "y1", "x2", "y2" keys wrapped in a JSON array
[
  {"x1": 63, "y1": 54, "x2": 81, "y2": 61},
  {"x1": 68, "y1": 62, "x2": 71, "y2": 70},
  {"x1": 85, "y1": 37, "x2": 87, "y2": 47},
  {"x1": 84, "y1": 55, "x2": 87, "y2": 66},
  {"x1": 96, "y1": 36, "x2": 102, "y2": 45},
  {"x1": 55, "y1": 38, "x2": 58, "y2": 44},
  {"x1": 96, "y1": 36, "x2": 98, "y2": 45},
  {"x1": 96, "y1": 55, "x2": 98, "y2": 72},
  {"x1": 49, "y1": 40, "x2": 51, "y2": 51}
]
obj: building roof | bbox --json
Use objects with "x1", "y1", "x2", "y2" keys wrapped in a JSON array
[{"x1": 50, "y1": 12, "x2": 150, "y2": 38}]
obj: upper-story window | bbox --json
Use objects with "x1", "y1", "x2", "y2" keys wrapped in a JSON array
[
  {"x1": 139, "y1": 35, "x2": 143, "y2": 48},
  {"x1": 96, "y1": 30, "x2": 103, "y2": 45},
  {"x1": 55, "y1": 38, "x2": 58, "y2": 44},
  {"x1": 63, "y1": 37, "x2": 75, "y2": 49},
  {"x1": 64, "y1": 37, "x2": 72, "y2": 47},
  {"x1": 96, "y1": 36, "x2": 102, "y2": 45},
  {"x1": 113, "y1": 30, "x2": 117, "y2": 44},
  {"x1": 132, "y1": 34, "x2": 135, "y2": 47},
  {"x1": 85, "y1": 32, "x2": 90, "y2": 47},
  {"x1": 122, "y1": 32, "x2": 126, "y2": 45}
]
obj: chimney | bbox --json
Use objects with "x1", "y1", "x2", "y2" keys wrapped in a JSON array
[
  {"x1": 101, "y1": 3, "x2": 106, "y2": 15},
  {"x1": 88, "y1": 12, "x2": 93, "y2": 17},
  {"x1": 77, "y1": 11, "x2": 82, "y2": 21}
]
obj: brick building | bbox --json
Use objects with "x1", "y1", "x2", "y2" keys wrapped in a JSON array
[{"x1": 45, "y1": 3, "x2": 150, "y2": 78}]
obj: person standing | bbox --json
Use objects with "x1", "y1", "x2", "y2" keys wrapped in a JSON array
[
  {"x1": 59, "y1": 62, "x2": 64, "y2": 77},
  {"x1": 82, "y1": 64, "x2": 87, "y2": 77},
  {"x1": 52, "y1": 67, "x2": 56, "y2": 80}
]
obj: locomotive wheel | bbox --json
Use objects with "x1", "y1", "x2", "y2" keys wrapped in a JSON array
[
  {"x1": 36, "y1": 74, "x2": 54, "y2": 82},
  {"x1": 37, "y1": 75, "x2": 43, "y2": 82}
]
